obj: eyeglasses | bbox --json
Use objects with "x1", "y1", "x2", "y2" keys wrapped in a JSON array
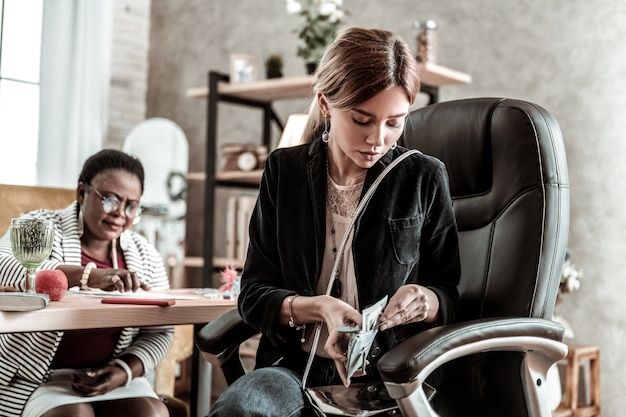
[{"x1": 89, "y1": 187, "x2": 142, "y2": 218}]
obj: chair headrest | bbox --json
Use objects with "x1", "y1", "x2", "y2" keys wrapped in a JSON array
[{"x1": 401, "y1": 97, "x2": 567, "y2": 229}]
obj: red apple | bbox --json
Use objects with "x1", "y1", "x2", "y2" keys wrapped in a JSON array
[{"x1": 36, "y1": 270, "x2": 68, "y2": 301}]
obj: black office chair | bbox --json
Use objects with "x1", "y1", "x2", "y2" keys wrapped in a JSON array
[{"x1": 196, "y1": 98, "x2": 570, "y2": 417}]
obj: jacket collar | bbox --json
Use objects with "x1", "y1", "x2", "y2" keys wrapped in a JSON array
[{"x1": 302, "y1": 138, "x2": 397, "y2": 290}]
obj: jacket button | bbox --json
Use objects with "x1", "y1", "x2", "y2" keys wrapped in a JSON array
[
  {"x1": 367, "y1": 384, "x2": 377, "y2": 392},
  {"x1": 371, "y1": 346, "x2": 381, "y2": 357}
]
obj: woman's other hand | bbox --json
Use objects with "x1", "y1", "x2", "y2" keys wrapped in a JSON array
[
  {"x1": 378, "y1": 284, "x2": 439, "y2": 331},
  {"x1": 89, "y1": 268, "x2": 151, "y2": 293}
]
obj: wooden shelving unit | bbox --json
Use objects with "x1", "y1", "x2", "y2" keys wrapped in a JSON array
[
  {"x1": 187, "y1": 71, "x2": 310, "y2": 286},
  {"x1": 418, "y1": 61, "x2": 472, "y2": 86},
  {"x1": 186, "y1": 169, "x2": 263, "y2": 186},
  {"x1": 186, "y1": 63, "x2": 471, "y2": 102},
  {"x1": 187, "y1": 75, "x2": 314, "y2": 102}
]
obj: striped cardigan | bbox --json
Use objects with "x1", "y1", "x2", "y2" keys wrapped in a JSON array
[{"x1": 0, "y1": 202, "x2": 174, "y2": 416}]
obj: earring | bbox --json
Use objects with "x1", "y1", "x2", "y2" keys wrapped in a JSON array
[
  {"x1": 77, "y1": 207, "x2": 84, "y2": 237},
  {"x1": 321, "y1": 116, "x2": 329, "y2": 143},
  {"x1": 391, "y1": 142, "x2": 397, "y2": 150}
]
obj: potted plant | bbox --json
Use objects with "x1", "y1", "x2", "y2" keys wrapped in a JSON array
[
  {"x1": 285, "y1": 0, "x2": 347, "y2": 73},
  {"x1": 264, "y1": 54, "x2": 284, "y2": 79}
]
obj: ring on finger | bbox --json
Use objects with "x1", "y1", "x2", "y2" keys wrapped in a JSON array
[{"x1": 111, "y1": 275, "x2": 121, "y2": 284}]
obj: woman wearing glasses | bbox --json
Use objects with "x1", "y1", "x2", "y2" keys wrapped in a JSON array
[{"x1": 0, "y1": 149, "x2": 172, "y2": 417}]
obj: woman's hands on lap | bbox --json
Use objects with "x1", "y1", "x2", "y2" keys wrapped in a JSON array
[{"x1": 70, "y1": 364, "x2": 128, "y2": 397}]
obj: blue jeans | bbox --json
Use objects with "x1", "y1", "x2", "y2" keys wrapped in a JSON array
[{"x1": 209, "y1": 367, "x2": 315, "y2": 417}]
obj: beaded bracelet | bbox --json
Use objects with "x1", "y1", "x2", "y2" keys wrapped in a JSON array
[
  {"x1": 287, "y1": 294, "x2": 306, "y2": 343},
  {"x1": 111, "y1": 358, "x2": 133, "y2": 387},
  {"x1": 80, "y1": 262, "x2": 97, "y2": 290}
]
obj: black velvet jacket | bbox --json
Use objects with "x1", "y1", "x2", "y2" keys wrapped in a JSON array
[{"x1": 238, "y1": 138, "x2": 460, "y2": 374}]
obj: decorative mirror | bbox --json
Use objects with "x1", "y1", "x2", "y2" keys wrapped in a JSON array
[
  {"x1": 123, "y1": 117, "x2": 188, "y2": 219},
  {"x1": 123, "y1": 118, "x2": 188, "y2": 287}
]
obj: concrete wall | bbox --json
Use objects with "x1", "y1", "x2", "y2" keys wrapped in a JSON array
[{"x1": 146, "y1": 0, "x2": 626, "y2": 413}]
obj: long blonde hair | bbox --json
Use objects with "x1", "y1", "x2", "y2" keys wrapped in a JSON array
[{"x1": 301, "y1": 27, "x2": 420, "y2": 144}]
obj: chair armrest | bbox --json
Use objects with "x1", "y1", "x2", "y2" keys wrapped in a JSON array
[
  {"x1": 195, "y1": 309, "x2": 259, "y2": 385},
  {"x1": 377, "y1": 317, "x2": 566, "y2": 389},
  {"x1": 376, "y1": 318, "x2": 568, "y2": 417}
]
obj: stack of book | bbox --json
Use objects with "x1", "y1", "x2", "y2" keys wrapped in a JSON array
[
  {"x1": 0, "y1": 292, "x2": 49, "y2": 311},
  {"x1": 225, "y1": 195, "x2": 257, "y2": 264}
]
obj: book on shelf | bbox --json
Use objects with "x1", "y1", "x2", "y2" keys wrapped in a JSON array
[
  {"x1": 0, "y1": 292, "x2": 50, "y2": 311},
  {"x1": 225, "y1": 195, "x2": 238, "y2": 260},
  {"x1": 224, "y1": 195, "x2": 257, "y2": 264},
  {"x1": 235, "y1": 196, "x2": 256, "y2": 261}
]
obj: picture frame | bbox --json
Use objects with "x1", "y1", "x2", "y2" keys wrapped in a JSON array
[{"x1": 229, "y1": 54, "x2": 258, "y2": 83}]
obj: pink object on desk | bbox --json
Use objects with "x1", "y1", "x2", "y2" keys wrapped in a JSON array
[{"x1": 101, "y1": 297, "x2": 175, "y2": 306}]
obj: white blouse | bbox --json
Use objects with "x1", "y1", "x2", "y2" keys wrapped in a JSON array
[{"x1": 302, "y1": 176, "x2": 364, "y2": 356}]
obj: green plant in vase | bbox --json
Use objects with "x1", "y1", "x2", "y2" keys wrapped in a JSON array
[
  {"x1": 265, "y1": 54, "x2": 284, "y2": 79},
  {"x1": 285, "y1": 0, "x2": 347, "y2": 74}
]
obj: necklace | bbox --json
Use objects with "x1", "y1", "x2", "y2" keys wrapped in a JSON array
[
  {"x1": 328, "y1": 166, "x2": 367, "y2": 187},
  {"x1": 327, "y1": 186, "x2": 341, "y2": 270}
]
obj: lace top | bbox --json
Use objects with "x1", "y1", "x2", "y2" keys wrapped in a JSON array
[{"x1": 326, "y1": 176, "x2": 363, "y2": 218}]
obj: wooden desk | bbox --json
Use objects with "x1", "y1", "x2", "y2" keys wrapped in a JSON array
[
  {"x1": 0, "y1": 290, "x2": 235, "y2": 332},
  {"x1": 0, "y1": 290, "x2": 236, "y2": 417}
]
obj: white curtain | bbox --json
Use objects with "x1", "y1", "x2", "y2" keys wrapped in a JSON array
[{"x1": 37, "y1": 0, "x2": 112, "y2": 188}]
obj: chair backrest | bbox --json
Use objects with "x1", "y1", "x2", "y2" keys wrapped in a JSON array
[
  {"x1": 400, "y1": 98, "x2": 569, "y2": 322},
  {"x1": 0, "y1": 184, "x2": 76, "y2": 233}
]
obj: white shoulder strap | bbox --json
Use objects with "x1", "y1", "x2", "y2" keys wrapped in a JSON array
[{"x1": 302, "y1": 149, "x2": 420, "y2": 387}]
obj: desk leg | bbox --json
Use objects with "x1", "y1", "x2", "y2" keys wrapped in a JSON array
[
  {"x1": 196, "y1": 357, "x2": 213, "y2": 417},
  {"x1": 191, "y1": 324, "x2": 213, "y2": 417}
]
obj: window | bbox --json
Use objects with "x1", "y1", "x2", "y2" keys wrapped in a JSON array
[{"x1": 0, "y1": 0, "x2": 43, "y2": 185}]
